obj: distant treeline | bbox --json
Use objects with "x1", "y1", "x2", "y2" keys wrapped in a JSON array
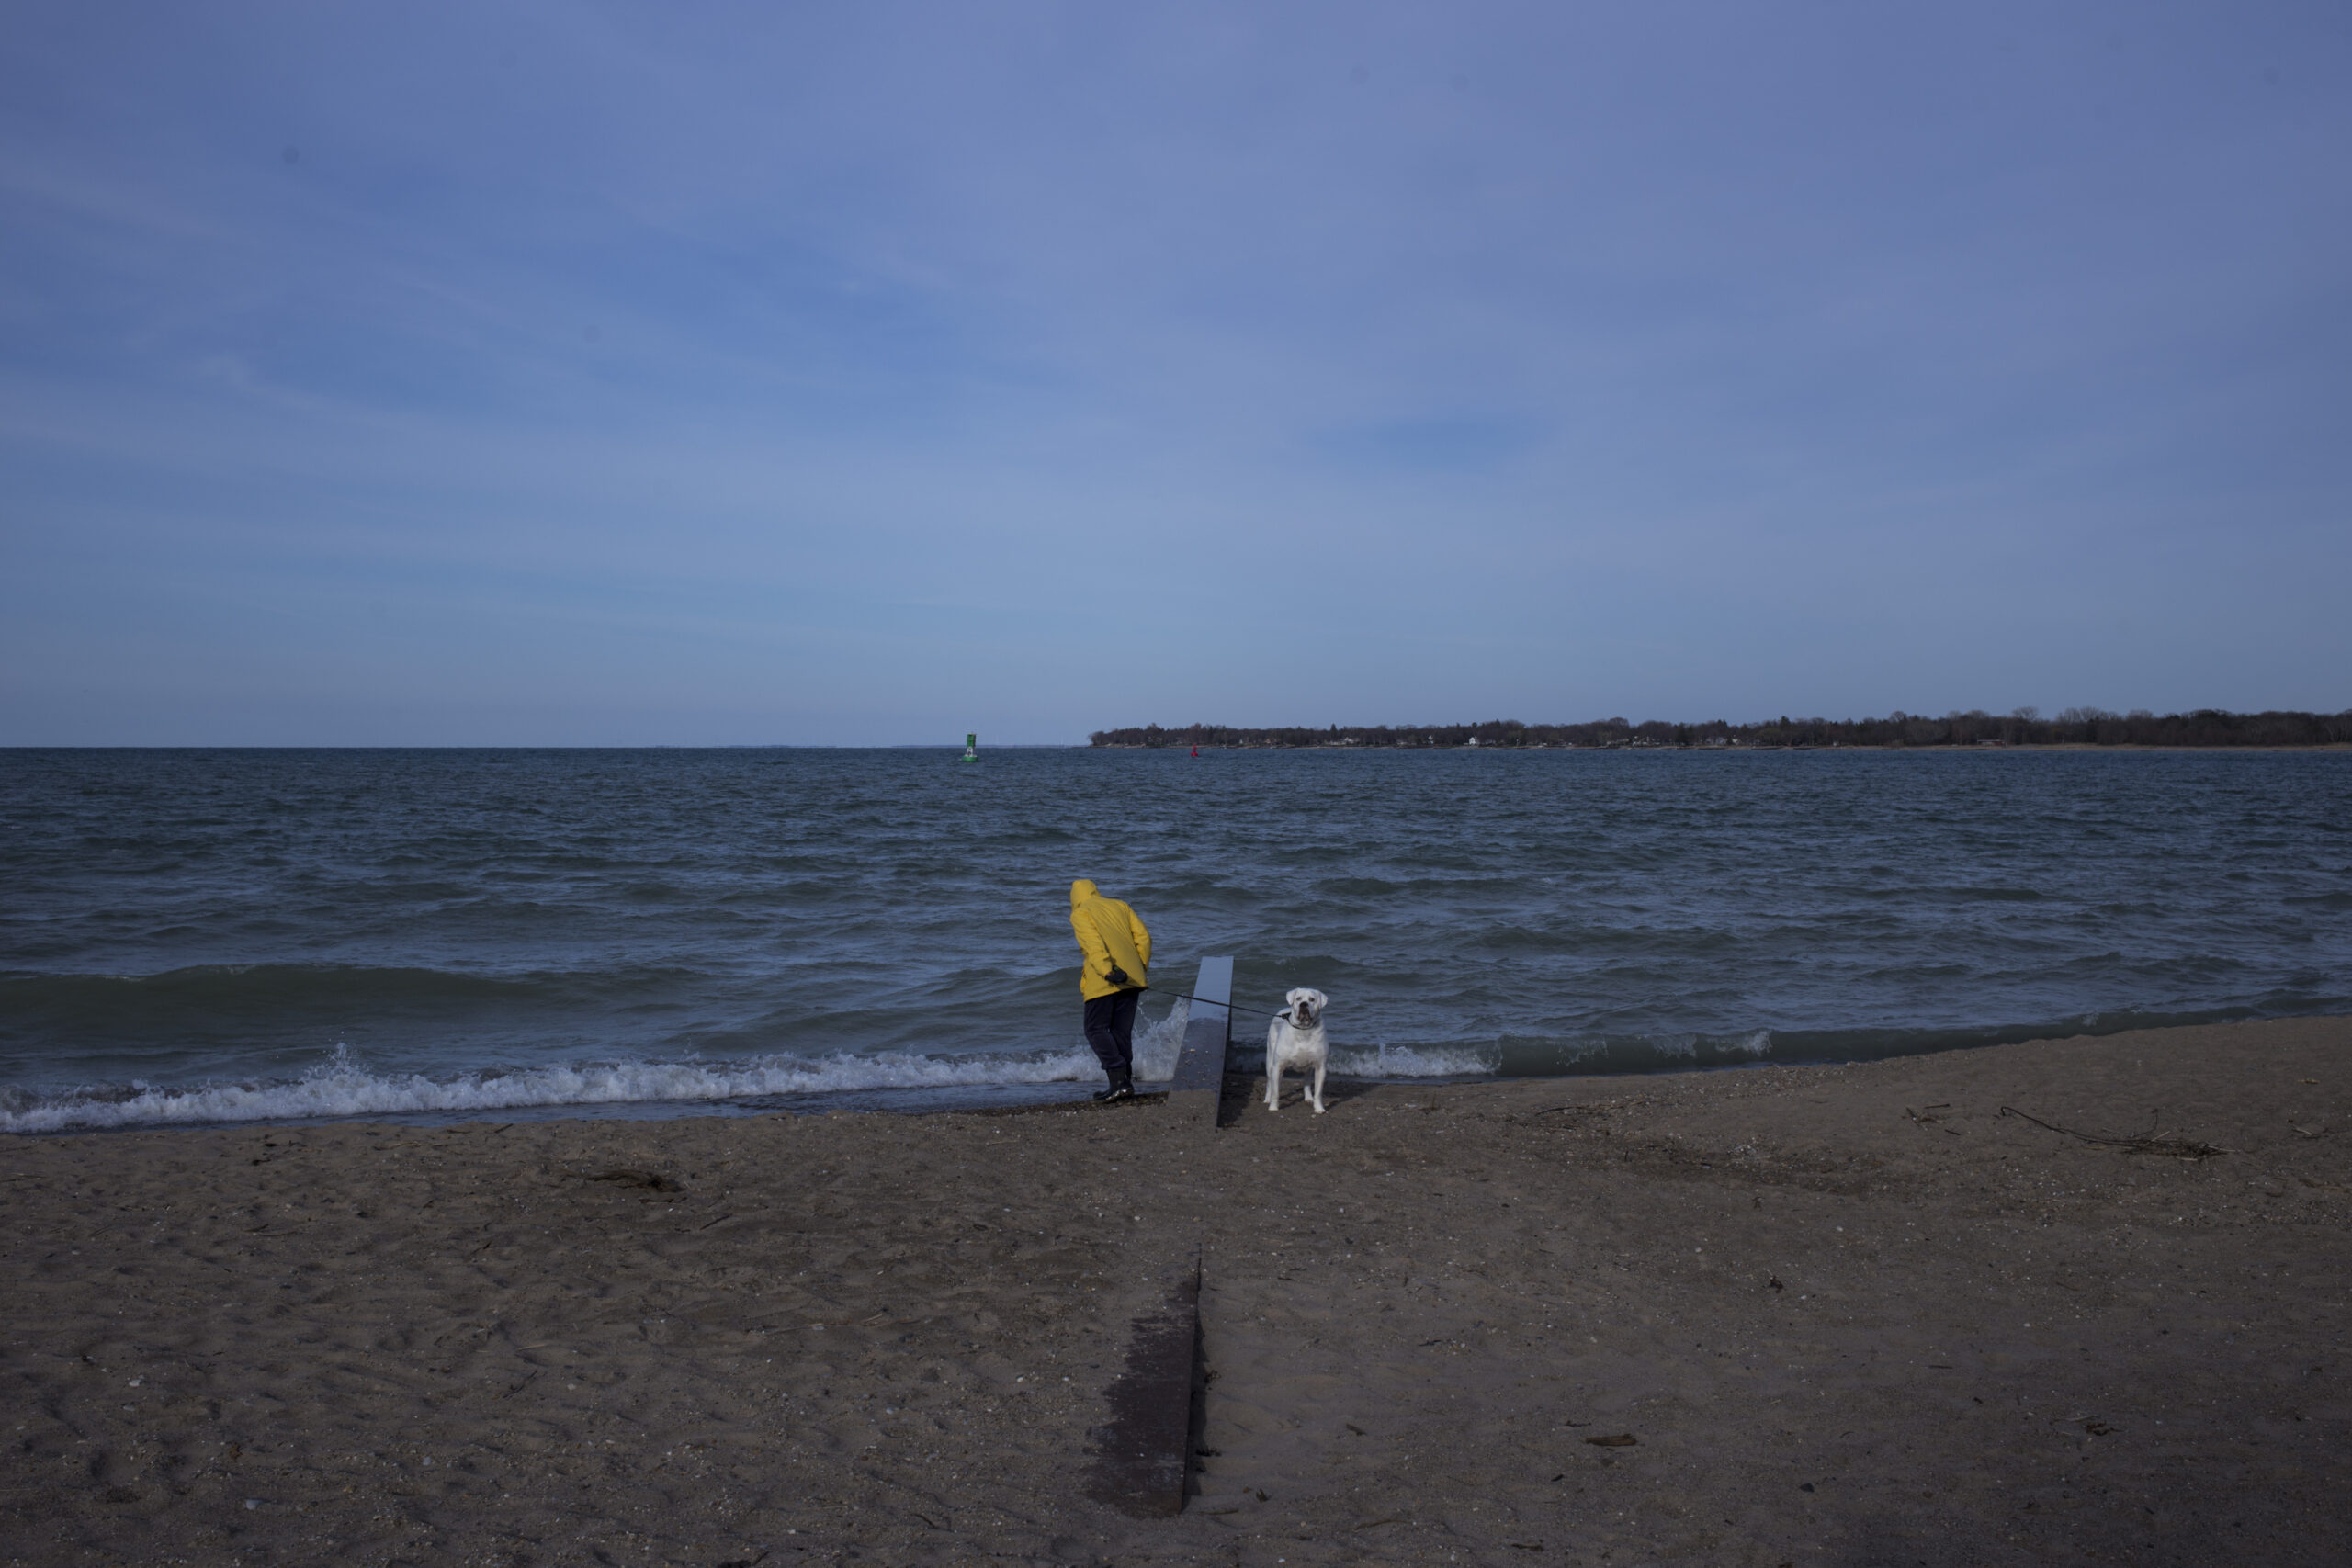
[{"x1": 1090, "y1": 709, "x2": 2352, "y2": 750}]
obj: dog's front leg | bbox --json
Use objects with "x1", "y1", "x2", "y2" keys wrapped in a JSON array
[{"x1": 1310, "y1": 1060, "x2": 1326, "y2": 1114}]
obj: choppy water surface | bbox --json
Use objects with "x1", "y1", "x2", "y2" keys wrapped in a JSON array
[{"x1": 2, "y1": 747, "x2": 2346, "y2": 1131}]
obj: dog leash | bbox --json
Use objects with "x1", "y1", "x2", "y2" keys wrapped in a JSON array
[{"x1": 1136, "y1": 984, "x2": 1290, "y2": 1021}]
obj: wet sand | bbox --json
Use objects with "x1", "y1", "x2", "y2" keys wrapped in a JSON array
[{"x1": 5, "y1": 1015, "x2": 2348, "y2": 1566}]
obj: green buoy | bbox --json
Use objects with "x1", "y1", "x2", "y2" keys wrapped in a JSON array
[{"x1": 960, "y1": 732, "x2": 978, "y2": 762}]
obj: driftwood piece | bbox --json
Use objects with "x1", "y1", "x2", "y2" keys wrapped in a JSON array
[{"x1": 1998, "y1": 1106, "x2": 2229, "y2": 1159}]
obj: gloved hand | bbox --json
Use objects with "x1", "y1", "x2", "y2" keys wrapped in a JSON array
[{"x1": 1105, "y1": 963, "x2": 1134, "y2": 989}]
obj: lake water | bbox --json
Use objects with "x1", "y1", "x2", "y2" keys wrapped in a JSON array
[{"x1": 3, "y1": 746, "x2": 2346, "y2": 1132}]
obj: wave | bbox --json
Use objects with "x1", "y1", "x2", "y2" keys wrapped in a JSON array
[
  {"x1": 0, "y1": 1043, "x2": 1098, "y2": 1134},
  {"x1": 1491, "y1": 1030, "x2": 1774, "y2": 1075},
  {"x1": 0, "y1": 1000, "x2": 1202, "y2": 1134},
  {"x1": 1328, "y1": 1042, "x2": 1497, "y2": 1077},
  {"x1": 7, "y1": 996, "x2": 2325, "y2": 1134},
  {"x1": 0, "y1": 1005, "x2": 1489, "y2": 1132}
]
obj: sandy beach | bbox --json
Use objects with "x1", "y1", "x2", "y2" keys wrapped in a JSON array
[{"x1": 5, "y1": 1015, "x2": 2348, "y2": 1566}]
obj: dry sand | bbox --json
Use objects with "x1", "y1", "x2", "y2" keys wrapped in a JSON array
[{"x1": 4, "y1": 1015, "x2": 2348, "y2": 1567}]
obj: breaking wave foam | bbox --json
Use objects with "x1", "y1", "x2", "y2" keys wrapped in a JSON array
[
  {"x1": 0, "y1": 1051, "x2": 1043, "y2": 1134},
  {"x1": 3, "y1": 1005, "x2": 1203, "y2": 1134},
  {"x1": 1327, "y1": 1043, "x2": 1496, "y2": 1077}
]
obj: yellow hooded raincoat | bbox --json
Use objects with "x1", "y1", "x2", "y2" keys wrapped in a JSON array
[{"x1": 1069, "y1": 879, "x2": 1151, "y2": 1000}]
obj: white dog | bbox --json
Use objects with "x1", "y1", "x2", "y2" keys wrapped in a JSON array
[{"x1": 1264, "y1": 987, "x2": 1330, "y2": 1114}]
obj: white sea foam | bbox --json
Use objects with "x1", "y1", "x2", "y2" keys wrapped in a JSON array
[
  {"x1": 1328, "y1": 1042, "x2": 1494, "y2": 1078},
  {"x1": 0, "y1": 1051, "x2": 1106, "y2": 1133},
  {"x1": 1, "y1": 1003, "x2": 1207, "y2": 1134},
  {"x1": 1637, "y1": 1030, "x2": 1776, "y2": 1062},
  {"x1": 1132, "y1": 998, "x2": 1188, "y2": 1080}
]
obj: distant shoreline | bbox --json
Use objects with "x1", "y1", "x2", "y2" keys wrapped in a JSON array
[
  {"x1": 1089, "y1": 740, "x2": 2352, "y2": 752},
  {"x1": 1091, "y1": 708, "x2": 2352, "y2": 750}
]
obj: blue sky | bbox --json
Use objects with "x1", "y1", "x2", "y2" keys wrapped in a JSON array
[{"x1": 3, "y1": 2, "x2": 2346, "y2": 744}]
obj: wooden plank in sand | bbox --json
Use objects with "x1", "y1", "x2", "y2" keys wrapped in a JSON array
[
  {"x1": 1084, "y1": 1255, "x2": 1204, "y2": 1517},
  {"x1": 1164, "y1": 955, "x2": 1232, "y2": 1127}
]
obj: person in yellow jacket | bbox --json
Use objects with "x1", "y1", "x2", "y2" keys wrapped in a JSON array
[{"x1": 1069, "y1": 878, "x2": 1151, "y2": 1102}]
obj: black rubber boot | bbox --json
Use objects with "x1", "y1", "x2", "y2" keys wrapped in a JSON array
[{"x1": 1092, "y1": 1067, "x2": 1135, "y2": 1103}]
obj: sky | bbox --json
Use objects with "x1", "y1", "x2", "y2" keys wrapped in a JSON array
[{"x1": 2, "y1": 2, "x2": 2346, "y2": 745}]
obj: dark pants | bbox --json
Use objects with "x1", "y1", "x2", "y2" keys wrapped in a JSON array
[{"x1": 1083, "y1": 987, "x2": 1142, "y2": 1075}]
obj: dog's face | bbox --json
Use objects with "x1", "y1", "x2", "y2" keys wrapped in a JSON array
[{"x1": 1285, "y1": 987, "x2": 1328, "y2": 1029}]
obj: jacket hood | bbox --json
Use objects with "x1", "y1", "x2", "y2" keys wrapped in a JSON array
[{"x1": 1069, "y1": 878, "x2": 1098, "y2": 908}]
